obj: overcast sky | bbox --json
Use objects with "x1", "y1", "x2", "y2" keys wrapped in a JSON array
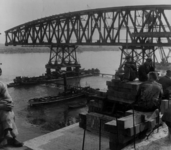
[{"x1": 0, "y1": 0, "x2": 170, "y2": 44}]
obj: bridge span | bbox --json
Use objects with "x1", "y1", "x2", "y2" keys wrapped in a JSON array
[
  {"x1": 5, "y1": 5, "x2": 171, "y2": 47},
  {"x1": 5, "y1": 5, "x2": 171, "y2": 73}
]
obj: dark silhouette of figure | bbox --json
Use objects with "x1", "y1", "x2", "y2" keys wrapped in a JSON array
[
  {"x1": 116, "y1": 55, "x2": 137, "y2": 81},
  {"x1": 138, "y1": 58, "x2": 155, "y2": 82},
  {"x1": 158, "y1": 70, "x2": 171, "y2": 99},
  {"x1": 135, "y1": 72, "x2": 163, "y2": 112}
]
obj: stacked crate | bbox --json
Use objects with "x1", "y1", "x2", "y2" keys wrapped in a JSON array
[
  {"x1": 104, "y1": 110, "x2": 159, "y2": 150},
  {"x1": 86, "y1": 112, "x2": 115, "y2": 136},
  {"x1": 107, "y1": 79, "x2": 142, "y2": 103},
  {"x1": 79, "y1": 79, "x2": 162, "y2": 150},
  {"x1": 160, "y1": 99, "x2": 171, "y2": 114},
  {"x1": 88, "y1": 99, "x2": 104, "y2": 113}
]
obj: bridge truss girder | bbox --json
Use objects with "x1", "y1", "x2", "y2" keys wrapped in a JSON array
[{"x1": 5, "y1": 5, "x2": 171, "y2": 47}]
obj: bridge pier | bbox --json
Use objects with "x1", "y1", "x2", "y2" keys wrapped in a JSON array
[
  {"x1": 119, "y1": 45, "x2": 156, "y2": 67},
  {"x1": 45, "y1": 45, "x2": 81, "y2": 77}
]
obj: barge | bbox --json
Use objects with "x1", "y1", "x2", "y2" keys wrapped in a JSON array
[
  {"x1": 28, "y1": 86, "x2": 98, "y2": 107},
  {"x1": 7, "y1": 68, "x2": 100, "y2": 88},
  {"x1": 29, "y1": 93, "x2": 85, "y2": 106}
]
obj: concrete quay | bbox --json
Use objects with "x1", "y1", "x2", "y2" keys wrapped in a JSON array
[
  {"x1": 23, "y1": 123, "x2": 109, "y2": 150},
  {"x1": 2, "y1": 123, "x2": 171, "y2": 150}
]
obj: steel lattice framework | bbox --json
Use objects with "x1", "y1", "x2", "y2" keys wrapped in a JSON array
[
  {"x1": 5, "y1": 5, "x2": 171, "y2": 47},
  {"x1": 5, "y1": 5, "x2": 171, "y2": 70},
  {"x1": 45, "y1": 45, "x2": 80, "y2": 75}
]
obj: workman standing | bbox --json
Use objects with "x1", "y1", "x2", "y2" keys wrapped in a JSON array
[{"x1": 0, "y1": 74, "x2": 23, "y2": 148}]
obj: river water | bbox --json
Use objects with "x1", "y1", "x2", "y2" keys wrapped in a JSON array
[{"x1": 0, "y1": 50, "x2": 122, "y2": 141}]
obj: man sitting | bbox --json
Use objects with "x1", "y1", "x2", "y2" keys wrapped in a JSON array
[
  {"x1": 138, "y1": 58, "x2": 155, "y2": 82},
  {"x1": 135, "y1": 72, "x2": 163, "y2": 112},
  {"x1": 0, "y1": 81, "x2": 23, "y2": 148},
  {"x1": 158, "y1": 70, "x2": 171, "y2": 99},
  {"x1": 116, "y1": 55, "x2": 137, "y2": 81}
]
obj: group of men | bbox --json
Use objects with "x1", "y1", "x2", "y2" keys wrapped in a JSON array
[
  {"x1": 116, "y1": 56, "x2": 154, "y2": 82},
  {"x1": 118, "y1": 56, "x2": 171, "y2": 110},
  {"x1": 117, "y1": 56, "x2": 171, "y2": 139}
]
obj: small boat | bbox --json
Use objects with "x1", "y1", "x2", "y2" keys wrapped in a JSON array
[{"x1": 28, "y1": 86, "x2": 93, "y2": 106}]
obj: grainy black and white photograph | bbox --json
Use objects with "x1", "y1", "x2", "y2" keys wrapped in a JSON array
[{"x1": 0, "y1": 0, "x2": 171, "y2": 150}]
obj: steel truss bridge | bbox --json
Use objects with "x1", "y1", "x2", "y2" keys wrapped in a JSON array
[{"x1": 5, "y1": 5, "x2": 171, "y2": 73}]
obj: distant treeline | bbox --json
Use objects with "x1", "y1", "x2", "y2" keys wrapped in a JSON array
[{"x1": 0, "y1": 44, "x2": 119, "y2": 53}]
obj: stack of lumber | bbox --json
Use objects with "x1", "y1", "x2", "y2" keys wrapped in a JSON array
[{"x1": 107, "y1": 79, "x2": 141, "y2": 103}]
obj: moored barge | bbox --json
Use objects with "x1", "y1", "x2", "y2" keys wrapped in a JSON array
[
  {"x1": 28, "y1": 86, "x2": 97, "y2": 106},
  {"x1": 7, "y1": 68, "x2": 100, "y2": 88}
]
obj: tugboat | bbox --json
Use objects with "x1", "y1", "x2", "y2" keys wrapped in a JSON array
[
  {"x1": 28, "y1": 87, "x2": 86, "y2": 106},
  {"x1": 28, "y1": 74, "x2": 96, "y2": 107}
]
